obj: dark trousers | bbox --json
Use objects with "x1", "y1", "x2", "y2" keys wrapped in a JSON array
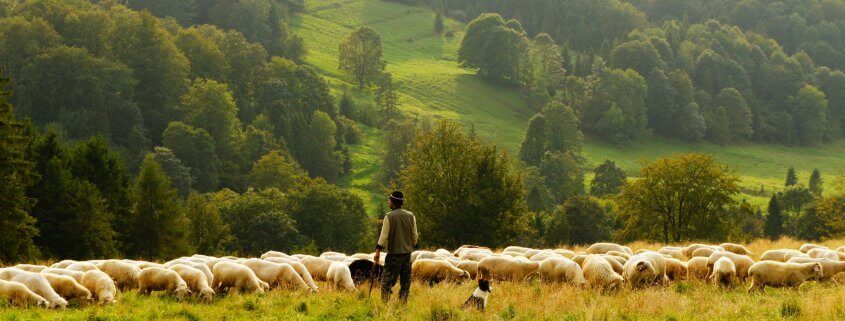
[{"x1": 380, "y1": 253, "x2": 411, "y2": 303}]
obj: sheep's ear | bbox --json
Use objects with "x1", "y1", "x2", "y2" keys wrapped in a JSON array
[{"x1": 813, "y1": 263, "x2": 822, "y2": 272}]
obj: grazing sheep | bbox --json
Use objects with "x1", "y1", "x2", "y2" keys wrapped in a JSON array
[
  {"x1": 622, "y1": 256, "x2": 659, "y2": 288},
  {"x1": 708, "y1": 257, "x2": 736, "y2": 288},
  {"x1": 477, "y1": 256, "x2": 539, "y2": 281},
  {"x1": 40, "y1": 273, "x2": 91, "y2": 302},
  {"x1": 211, "y1": 261, "x2": 264, "y2": 294},
  {"x1": 600, "y1": 255, "x2": 625, "y2": 275},
  {"x1": 787, "y1": 257, "x2": 845, "y2": 282},
  {"x1": 457, "y1": 261, "x2": 479, "y2": 279},
  {"x1": 554, "y1": 249, "x2": 576, "y2": 259},
  {"x1": 50, "y1": 260, "x2": 78, "y2": 269},
  {"x1": 799, "y1": 243, "x2": 827, "y2": 253},
  {"x1": 747, "y1": 261, "x2": 823, "y2": 292},
  {"x1": 168, "y1": 264, "x2": 214, "y2": 301},
  {"x1": 664, "y1": 258, "x2": 688, "y2": 281},
  {"x1": 326, "y1": 262, "x2": 356, "y2": 291},
  {"x1": 681, "y1": 244, "x2": 723, "y2": 258},
  {"x1": 606, "y1": 251, "x2": 631, "y2": 260},
  {"x1": 97, "y1": 260, "x2": 141, "y2": 291},
  {"x1": 630, "y1": 251, "x2": 668, "y2": 285},
  {"x1": 81, "y1": 270, "x2": 116, "y2": 304},
  {"x1": 761, "y1": 249, "x2": 808, "y2": 262},
  {"x1": 13, "y1": 264, "x2": 48, "y2": 273},
  {"x1": 706, "y1": 252, "x2": 755, "y2": 281},
  {"x1": 66, "y1": 262, "x2": 99, "y2": 273},
  {"x1": 691, "y1": 247, "x2": 717, "y2": 258},
  {"x1": 657, "y1": 249, "x2": 685, "y2": 260},
  {"x1": 300, "y1": 257, "x2": 334, "y2": 281},
  {"x1": 538, "y1": 257, "x2": 586, "y2": 286},
  {"x1": 502, "y1": 246, "x2": 533, "y2": 254},
  {"x1": 163, "y1": 259, "x2": 214, "y2": 286},
  {"x1": 459, "y1": 252, "x2": 490, "y2": 262},
  {"x1": 0, "y1": 279, "x2": 49, "y2": 307},
  {"x1": 587, "y1": 243, "x2": 633, "y2": 255},
  {"x1": 0, "y1": 268, "x2": 67, "y2": 308},
  {"x1": 571, "y1": 254, "x2": 587, "y2": 267},
  {"x1": 262, "y1": 257, "x2": 318, "y2": 292},
  {"x1": 807, "y1": 248, "x2": 840, "y2": 261},
  {"x1": 528, "y1": 251, "x2": 559, "y2": 262},
  {"x1": 139, "y1": 267, "x2": 191, "y2": 299},
  {"x1": 411, "y1": 251, "x2": 444, "y2": 262},
  {"x1": 687, "y1": 257, "x2": 710, "y2": 280},
  {"x1": 453, "y1": 245, "x2": 491, "y2": 257},
  {"x1": 241, "y1": 259, "x2": 310, "y2": 291},
  {"x1": 582, "y1": 255, "x2": 623, "y2": 292},
  {"x1": 260, "y1": 251, "x2": 292, "y2": 260},
  {"x1": 719, "y1": 243, "x2": 754, "y2": 256},
  {"x1": 41, "y1": 268, "x2": 84, "y2": 283},
  {"x1": 350, "y1": 253, "x2": 374, "y2": 260},
  {"x1": 412, "y1": 259, "x2": 470, "y2": 285}
]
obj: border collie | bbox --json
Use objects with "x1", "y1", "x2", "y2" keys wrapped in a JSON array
[{"x1": 462, "y1": 279, "x2": 492, "y2": 311}]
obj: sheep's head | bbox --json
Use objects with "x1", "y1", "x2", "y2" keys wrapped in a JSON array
[
  {"x1": 636, "y1": 261, "x2": 648, "y2": 272},
  {"x1": 811, "y1": 263, "x2": 824, "y2": 279},
  {"x1": 175, "y1": 285, "x2": 191, "y2": 299},
  {"x1": 201, "y1": 288, "x2": 215, "y2": 301}
]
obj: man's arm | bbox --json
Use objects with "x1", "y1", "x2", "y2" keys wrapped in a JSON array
[
  {"x1": 376, "y1": 215, "x2": 390, "y2": 251},
  {"x1": 412, "y1": 215, "x2": 419, "y2": 247}
]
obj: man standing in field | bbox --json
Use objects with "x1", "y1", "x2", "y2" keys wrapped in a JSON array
[{"x1": 374, "y1": 191, "x2": 418, "y2": 304}]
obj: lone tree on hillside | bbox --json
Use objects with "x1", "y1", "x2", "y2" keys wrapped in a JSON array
[
  {"x1": 616, "y1": 153, "x2": 740, "y2": 243},
  {"x1": 590, "y1": 159, "x2": 626, "y2": 197},
  {"x1": 785, "y1": 167, "x2": 798, "y2": 187},
  {"x1": 338, "y1": 27, "x2": 384, "y2": 88}
]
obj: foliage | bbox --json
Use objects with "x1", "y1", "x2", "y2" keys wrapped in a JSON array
[
  {"x1": 216, "y1": 188, "x2": 301, "y2": 256},
  {"x1": 0, "y1": 72, "x2": 38, "y2": 261},
  {"x1": 338, "y1": 27, "x2": 384, "y2": 88},
  {"x1": 185, "y1": 192, "x2": 232, "y2": 255},
  {"x1": 248, "y1": 150, "x2": 305, "y2": 191},
  {"x1": 616, "y1": 154, "x2": 740, "y2": 242},
  {"x1": 131, "y1": 154, "x2": 193, "y2": 259},
  {"x1": 402, "y1": 121, "x2": 528, "y2": 248},
  {"x1": 285, "y1": 179, "x2": 370, "y2": 252},
  {"x1": 590, "y1": 159, "x2": 626, "y2": 197}
]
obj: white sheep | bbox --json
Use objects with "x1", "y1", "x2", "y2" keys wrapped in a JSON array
[
  {"x1": 163, "y1": 259, "x2": 214, "y2": 286},
  {"x1": 0, "y1": 268, "x2": 67, "y2": 308},
  {"x1": 719, "y1": 243, "x2": 754, "y2": 256},
  {"x1": 211, "y1": 261, "x2": 265, "y2": 294},
  {"x1": 40, "y1": 268, "x2": 84, "y2": 283},
  {"x1": 681, "y1": 244, "x2": 723, "y2": 258},
  {"x1": 664, "y1": 257, "x2": 688, "y2": 281},
  {"x1": 626, "y1": 251, "x2": 668, "y2": 286},
  {"x1": 686, "y1": 257, "x2": 709, "y2": 280},
  {"x1": 622, "y1": 255, "x2": 659, "y2": 288},
  {"x1": 582, "y1": 255, "x2": 623, "y2": 292},
  {"x1": 587, "y1": 243, "x2": 633, "y2": 255},
  {"x1": 50, "y1": 260, "x2": 78, "y2": 269},
  {"x1": 477, "y1": 256, "x2": 539, "y2": 281},
  {"x1": 538, "y1": 257, "x2": 586, "y2": 286},
  {"x1": 241, "y1": 259, "x2": 310, "y2": 291},
  {"x1": 412, "y1": 259, "x2": 470, "y2": 285},
  {"x1": 97, "y1": 260, "x2": 141, "y2": 291},
  {"x1": 706, "y1": 251, "x2": 755, "y2": 281},
  {"x1": 456, "y1": 260, "x2": 479, "y2": 279},
  {"x1": 459, "y1": 252, "x2": 490, "y2": 262},
  {"x1": 65, "y1": 262, "x2": 99, "y2": 273},
  {"x1": 168, "y1": 264, "x2": 214, "y2": 301},
  {"x1": 139, "y1": 267, "x2": 191, "y2": 299},
  {"x1": 0, "y1": 279, "x2": 49, "y2": 307},
  {"x1": 262, "y1": 257, "x2": 318, "y2": 292},
  {"x1": 708, "y1": 257, "x2": 736, "y2": 288},
  {"x1": 81, "y1": 270, "x2": 117, "y2": 304},
  {"x1": 326, "y1": 262, "x2": 356, "y2": 291},
  {"x1": 300, "y1": 257, "x2": 334, "y2": 281},
  {"x1": 13, "y1": 264, "x2": 48, "y2": 273},
  {"x1": 261, "y1": 251, "x2": 293, "y2": 260},
  {"x1": 690, "y1": 247, "x2": 717, "y2": 258},
  {"x1": 760, "y1": 249, "x2": 808, "y2": 262},
  {"x1": 747, "y1": 261, "x2": 822, "y2": 292},
  {"x1": 787, "y1": 257, "x2": 845, "y2": 282},
  {"x1": 799, "y1": 243, "x2": 827, "y2": 253},
  {"x1": 807, "y1": 248, "x2": 840, "y2": 261},
  {"x1": 40, "y1": 273, "x2": 91, "y2": 302}
]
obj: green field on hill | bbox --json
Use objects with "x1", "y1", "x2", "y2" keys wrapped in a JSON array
[{"x1": 291, "y1": 0, "x2": 845, "y2": 211}]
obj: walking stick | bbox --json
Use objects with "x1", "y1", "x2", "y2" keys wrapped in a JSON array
[{"x1": 368, "y1": 250, "x2": 380, "y2": 298}]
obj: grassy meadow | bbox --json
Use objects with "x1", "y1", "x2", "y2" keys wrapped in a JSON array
[
  {"x1": 3, "y1": 238, "x2": 844, "y2": 320},
  {"x1": 290, "y1": 0, "x2": 845, "y2": 211}
]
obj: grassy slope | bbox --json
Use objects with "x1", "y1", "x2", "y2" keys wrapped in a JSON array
[
  {"x1": 292, "y1": 0, "x2": 845, "y2": 211},
  {"x1": 4, "y1": 238, "x2": 845, "y2": 320}
]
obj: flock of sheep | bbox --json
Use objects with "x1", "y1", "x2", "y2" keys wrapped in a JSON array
[{"x1": 0, "y1": 242, "x2": 843, "y2": 309}]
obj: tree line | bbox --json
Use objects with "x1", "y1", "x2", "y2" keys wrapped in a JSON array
[{"x1": 390, "y1": 0, "x2": 845, "y2": 146}]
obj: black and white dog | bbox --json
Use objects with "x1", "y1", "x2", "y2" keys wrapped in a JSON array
[{"x1": 462, "y1": 279, "x2": 492, "y2": 311}]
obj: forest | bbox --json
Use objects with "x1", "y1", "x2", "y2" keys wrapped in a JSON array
[{"x1": 0, "y1": 0, "x2": 843, "y2": 264}]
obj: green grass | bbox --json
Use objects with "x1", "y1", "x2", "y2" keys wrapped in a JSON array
[{"x1": 292, "y1": 0, "x2": 845, "y2": 211}]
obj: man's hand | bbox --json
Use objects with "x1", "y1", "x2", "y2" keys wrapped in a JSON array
[{"x1": 373, "y1": 248, "x2": 381, "y2": 266}]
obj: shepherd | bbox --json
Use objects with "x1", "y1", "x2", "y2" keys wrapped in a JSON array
[{"x1": 374, "y1": 191, "x2": 419, "y2": 304}]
